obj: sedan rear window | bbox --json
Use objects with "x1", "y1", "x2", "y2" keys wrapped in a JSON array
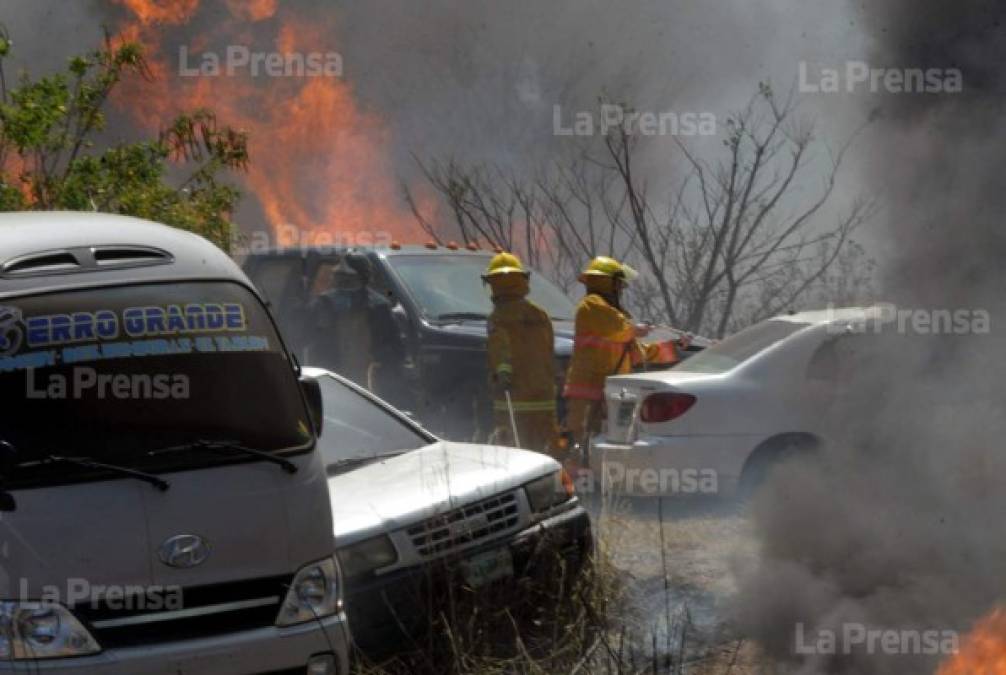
[{"x1": 675, "y1": 319, "x2": 809, "y2": 373}]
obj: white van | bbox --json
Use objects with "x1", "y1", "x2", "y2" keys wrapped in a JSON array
[{"x1": 0, "y1": 213, "x2": 350, "y2": 673}]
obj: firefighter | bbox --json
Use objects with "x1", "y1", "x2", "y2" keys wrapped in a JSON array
[
  {"x1": 307, "y1": 253, "x2": 405, "y2": 402},
  {"x1": 563, "y1": 256, "x2": 685, "y2": 451},
  {"x1": 483, "y1": 252, "x2": 560, "y2": 455}
]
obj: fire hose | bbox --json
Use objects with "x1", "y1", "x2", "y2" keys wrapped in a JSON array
[{"x1": 504, "y1": 389, "x2": 521, "y2": 448}]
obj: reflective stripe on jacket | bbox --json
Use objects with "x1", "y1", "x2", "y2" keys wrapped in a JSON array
[
  {"x1": 492, "y1": 399, "x2": 557, "y2": 413},
  {"x1": 564, "y1": 293, "x2": 639, "y2": 401},
  {"x1": 563, "y1": 295, "x2": 681, "y2": 401}
]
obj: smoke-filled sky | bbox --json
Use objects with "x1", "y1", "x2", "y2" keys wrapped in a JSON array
[{"x1": 2, "y1": 0, "x2": 880, "y2": 251}]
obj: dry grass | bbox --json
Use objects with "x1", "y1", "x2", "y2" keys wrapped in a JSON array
[
  {"x1": 349, "y1": 540, "x2": 620, "y2": 674},
  {"x1": 350, "y1": 494, "x2": 771, "y2": 674}
]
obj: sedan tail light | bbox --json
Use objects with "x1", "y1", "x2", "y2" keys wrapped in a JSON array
[{"x1": 640, "y1": 392, "x2": 696, "y2": 423}]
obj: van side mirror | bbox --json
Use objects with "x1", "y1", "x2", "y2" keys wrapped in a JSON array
[
  {"x1": 299, "y1": 376, "x2": 324, "y2": 437},
  {"x1": 0, "y1": 441, "x2": 17, "y2": 475},
  {"x1": 0, "y1": 441, "x2": 17, "y2": 512}
]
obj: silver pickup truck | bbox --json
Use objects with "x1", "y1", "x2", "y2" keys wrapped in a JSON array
[{"x1": 303, "y1": 366, "x2": 592, "y2": 656}]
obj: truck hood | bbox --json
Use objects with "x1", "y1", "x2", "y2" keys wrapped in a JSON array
[{"x1": 327, "y1": 441, "x2": 558, "y2": 546}]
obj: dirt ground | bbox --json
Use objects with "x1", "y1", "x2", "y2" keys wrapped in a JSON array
[{"x1": 588, "y1": 494, "x2": 768, "y2": 674}]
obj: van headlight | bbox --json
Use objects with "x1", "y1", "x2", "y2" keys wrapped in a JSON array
[
  {"x1": 276, "y1": 557, "x2": 342, "y2": 627},
  {"x1": 525, "y1": 469, "x2": 575, "y2": 513},
  {"x1": 0, "y1": 602, "x2": 100, "y2": 659},
  {"x1": 336, "y1": 535, "x2": 398, "y2": 578}
]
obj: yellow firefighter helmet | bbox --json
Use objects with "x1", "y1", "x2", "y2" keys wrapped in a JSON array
[
  {"x1": 578, "y1": 256, "x2": 638, "y2": 283},
  {"x1": 483, "y1": 252, "x2": 528, "y2": 278}
]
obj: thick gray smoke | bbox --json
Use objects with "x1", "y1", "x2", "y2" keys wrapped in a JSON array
[
  {"x1": 733, "y1": 2, "x2": 1006, "y2": 673},
  {"x1": 1, "y1": 0, "x2": 866, "y2": 217}
]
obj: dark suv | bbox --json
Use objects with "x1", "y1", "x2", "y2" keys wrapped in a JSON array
[{"x1": 243, "y1": 244, "x2": 577, "y2": 439}]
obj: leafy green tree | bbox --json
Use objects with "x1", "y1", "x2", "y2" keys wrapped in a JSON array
[{"x1": 0, "y1": 32, "x2": 247, "y2": 251}]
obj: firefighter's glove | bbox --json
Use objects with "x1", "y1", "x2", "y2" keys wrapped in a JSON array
[{"x1": 494, "y1": 370, "x2": 514, "y2": 396}]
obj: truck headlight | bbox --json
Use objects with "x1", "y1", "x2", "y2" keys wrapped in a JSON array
[
  {"x1": 0, "y1": 602, "x2": 100, "y2": 660},
  {"x1": 276, "y1": 557, "x2": 342, "y2": 627},
  {"x1": 336, "y1": 535, "x2": 398, "y2": 578},
  {"x1": 525, "y1": 469, "x2": 575, "y2": 513}
]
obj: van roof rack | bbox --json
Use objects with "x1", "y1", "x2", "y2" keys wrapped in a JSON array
[{"x1": 1, "y1": 245, "x2": 173, "y2": 278}]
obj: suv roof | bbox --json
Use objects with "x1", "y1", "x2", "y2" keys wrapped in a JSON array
[
  {"x1": 0, "y1": 211, "x2": 252, "y2": 297},
  {"x1": 245, "y1": 244, "x2": 494, "y2": 259}
]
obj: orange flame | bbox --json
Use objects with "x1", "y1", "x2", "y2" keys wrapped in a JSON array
[
  {"x1": 111, "y1": 0, "x2": 426, "y2": 247},
  {"x1": 116, "y1": 0, "x2": 199, "y2": 25},
  {"x1": 2, "y1": 153, "x2": 33, "y2": 203},
  {"x1": 224, "y1": 0, "x2": 277, "y2": 22},
  {"x1": 937, "y1": 609, "x2": 1006, "y2": 675}
]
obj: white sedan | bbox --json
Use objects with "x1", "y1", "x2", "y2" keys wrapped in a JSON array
[{"x1": 589, "y1": 307, "x2": 884, "y2": 497}]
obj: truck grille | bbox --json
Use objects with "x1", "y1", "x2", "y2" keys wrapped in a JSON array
[
  {"x1": 72, "y1": 575, "x2": 290, "y2": 648},
  {"x1": 407, "y1": 492, "x2": 521, "y2": 558}
]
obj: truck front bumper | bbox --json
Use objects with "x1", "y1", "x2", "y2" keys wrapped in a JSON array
[{"x1": 344, "y1": 504, "x2": 592, "y2": 656}]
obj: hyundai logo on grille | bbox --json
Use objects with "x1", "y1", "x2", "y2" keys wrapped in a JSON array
[{"x1": 158, "y1": 534, "x2": 210, "y2": 568}]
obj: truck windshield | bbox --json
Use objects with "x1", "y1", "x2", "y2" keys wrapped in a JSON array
[
  {"x1": 0, "y1": 281, "x2": 312, "y2": 488},
  {"x1": 387, "y1": 254, "x2": 576, "y2": 321},
  {"x1": 675, "y1": 319, "x2": 810, "y2": 373}
]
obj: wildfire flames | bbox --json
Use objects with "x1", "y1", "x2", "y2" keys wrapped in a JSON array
[
  {"x1": 937, "y1": 609, "x2": 1006, "y2": 675},
  {"x1": 112, "y1": 0, "x2": 425, "y2": 246}
]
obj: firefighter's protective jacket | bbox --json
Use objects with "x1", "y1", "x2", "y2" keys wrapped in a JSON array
[
  {"x1": 487, "y1": 296, "x2": 557, "y2": 415},
  {"x1": 563, "y1": 293, "x2": 679, "y2": 401}
]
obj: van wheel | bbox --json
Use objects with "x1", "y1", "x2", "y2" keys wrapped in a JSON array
[{"x1": 738, "y1": 433, "x2": 820, "y2": 500}]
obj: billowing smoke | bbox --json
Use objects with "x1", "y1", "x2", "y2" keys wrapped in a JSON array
[
  {"x1": 865, "y1": 0, "x2": 1006, "y2": 302},
  {"x1": 1, "y1": 0, "x2": 866, "y2": 237},
  {"x1": 733, "y1": 2, "x2": 1006, "y2": 673}
]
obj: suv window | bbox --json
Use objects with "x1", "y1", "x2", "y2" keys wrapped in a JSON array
[
  {"x1": 0, "y1": 282, "x2": 312, "y2": 488},
  {"x1": 251, "y1": 257, "x2": 301, "y2": 306},
  {"x1": 308, "y1": 255, "x2": 396, "y2": 301},
  {"x1": 310, "y1": 258, "x2": 340, "y2": 298},
  {"x1": 386, "y1": 254, "x2": 575, "y2": 321}
]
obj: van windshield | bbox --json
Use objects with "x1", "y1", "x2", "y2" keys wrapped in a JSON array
[
  {"x1": 0, "y1": 282, "x2": 312, "y2": 488},
  {"x1": 387, "y1": 254, "x2": 576, "y2": 321}
]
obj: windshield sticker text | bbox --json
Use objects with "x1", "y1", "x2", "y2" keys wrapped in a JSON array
[
  {"x1": 25, "y1": 303, "x2": 246, "y2": 348},
  {"x1": 0, "y1": 302, "x2": 270, "y2": 372}
]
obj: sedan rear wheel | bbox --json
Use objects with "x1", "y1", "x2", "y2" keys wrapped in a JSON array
[{"x1": 738, "y1": 434, "x2": 820, "y2": 500}]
